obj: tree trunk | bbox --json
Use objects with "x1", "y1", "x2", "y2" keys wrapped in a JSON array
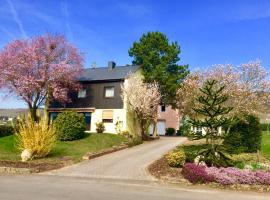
[
  {"x1": 44, "y1": 93, "x2": 50, "y2": 124},
  {"x1": 152, "y1": 110, "x2": 158, "y2": 138},
  {"x1": 29, "y1": 106, "x2": 38, "y2": 122},
  {"x1": 140, "y1": 119, "x2": 148, "y2": 140}
]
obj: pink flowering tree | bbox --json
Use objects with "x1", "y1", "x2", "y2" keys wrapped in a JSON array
[
  {"x1": 121, "y1": 74, "x2": 161, "y2": 140},
  {"x1": 0, "y1": 33, "x2": 84, "y2": 121},
  {"x1": 177, "y1": 61, "x2": 270, "y2": 120}
]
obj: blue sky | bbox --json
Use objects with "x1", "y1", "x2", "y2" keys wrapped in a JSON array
[{"x1": 1, "y1": 0, "x2": 270, "y2": 108}]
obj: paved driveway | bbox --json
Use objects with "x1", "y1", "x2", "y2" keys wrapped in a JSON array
[{"x1": 44, "y1": 137, "x2": 186, "y2": 180}]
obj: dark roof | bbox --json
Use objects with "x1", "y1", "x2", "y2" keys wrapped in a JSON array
[{"x1": 78, "y1": 65, "x2": 140, "y2": 82}]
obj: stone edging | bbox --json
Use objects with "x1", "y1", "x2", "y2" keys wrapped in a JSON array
[
  {"x1": 0, "y1": 166, "x2": 35, "y2": 174},
  {"x1": 82, "y1": 144, "x2": 129, "y2": 160}
]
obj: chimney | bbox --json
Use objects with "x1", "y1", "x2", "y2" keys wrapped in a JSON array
[
  {"x1": 91, "y1": 62, "x2": 96, "y2": 69},
  {"x1": 108, "y1": 61, "x2": 116, "y2": 70}
]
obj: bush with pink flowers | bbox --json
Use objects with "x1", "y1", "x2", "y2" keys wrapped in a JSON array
[
  {"x1": 182, "y1": 163, "x2": 213, "y2": 183},
  {"x1": 182, "y1": 163, "x2": 270, "y2": 185}
]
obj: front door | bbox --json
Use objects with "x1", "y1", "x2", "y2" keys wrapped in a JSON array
[{"x1": 84, "y1": 113, "x2": 91, "y2": 131}]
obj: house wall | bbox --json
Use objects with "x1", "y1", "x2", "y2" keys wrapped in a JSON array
[
  {"x1": 90, "y1": 109, "x2": 126, "y2": 133},
  {"x1": 191, "y1": 126, "x2": 222, "y2": 135},
  {"x1": 158, "y1": 106, "x2": 180, "y2": 130},
  {"x1": 51, "y1": 80, "x2": 124, "y2": 109}
]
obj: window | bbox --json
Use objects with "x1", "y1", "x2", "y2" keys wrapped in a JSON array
[
  {"x1": 104, "y1": 86, "x2": 114, "y2": 98},
  {"x1": 78, "y1": 89, "x2": 86, "y2": 98},
  {"x1": 50, "y1": 112, "x2": 58, "y2": 121},
  {"x1": 161, "y1": 105, "x2": 166, "y2": 112},
  {"x1": 102, "y1": 110, "x2": 113, "y2": 123},
  {"x1": 196, "y1": 127, "x2": 203, "y2": 135}
]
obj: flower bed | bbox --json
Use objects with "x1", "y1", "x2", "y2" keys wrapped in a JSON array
[{"x1": 182, "y1": 163, "x2": 270, "y2": 185}]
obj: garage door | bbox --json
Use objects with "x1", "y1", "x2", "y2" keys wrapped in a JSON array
[
  {"x1": 149, "y1": 121, "x2": 166, "y2": 136},
  {"x1": 157, "y1": 121, "x2": 166, "y2": 136}
]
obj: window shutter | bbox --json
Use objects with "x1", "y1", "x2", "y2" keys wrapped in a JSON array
[{"x1": 102, "y1": 110, "x2": 113, "y2": 119}]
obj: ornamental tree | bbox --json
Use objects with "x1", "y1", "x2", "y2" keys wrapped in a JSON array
[
  {"x1": 0, "y1": 33, "x2": 84, "y2": 121},
  {"x1": 177, "y1": 61, "x2": 270, "y2": 120},
  {"x1": 190, "y1": 80, "x2": 234, "y2": 167},
  {"x1": 121, "y1": 73, "x2": 161, "y2": 140},
  {"x1": 190, "y1": 79, "x2": 233, "y2": 143}
]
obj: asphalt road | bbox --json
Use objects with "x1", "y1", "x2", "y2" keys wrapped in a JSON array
[
  {"x1": 0, "y1": 175, "x2": 269, "y2": 200},
  {"x1": 44, "y1": 137, "x2": 187, "y2": 180}
]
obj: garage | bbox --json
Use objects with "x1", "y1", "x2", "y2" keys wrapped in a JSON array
[{"x1": 149, "y1": 120, "x2": 166, "y2": 136}]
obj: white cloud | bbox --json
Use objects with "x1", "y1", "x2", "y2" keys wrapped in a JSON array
[
  {"x1": 116, "y1": 2, "x2": 152, "y2": 18},
  {"x1": 61, "y1": 1, "x2": 73, "y2": 41},
  {"x1": 6, "y1": 0, "x2": 27, "y2": 38}
]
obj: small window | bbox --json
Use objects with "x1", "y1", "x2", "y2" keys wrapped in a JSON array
[
  {"x1": 161, "y1": 105, "x2": 166, "y2": 112},
  {"x1": 102, "y1": 110, "x2": 113, "y2": 123},
  {"x1": 104, "y1": 86, "x2": 114, "y2": 98},
  {"x1": 196, "y1": 127, "x2": 203, "y2": 135},
  {"x1": 78, "y1": 89, "x2": 86, "y2": 98},
  {"x1": 50, "y1": 112, "x2": 58, "y2": 121}
]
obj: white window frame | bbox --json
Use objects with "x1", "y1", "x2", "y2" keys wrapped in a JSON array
[
  {"x1": 78, "y1": 89, "x2": 86, "y2": 98},
  {"x1": 104, "y1": 86, "x2": 115, "y2": 98}
]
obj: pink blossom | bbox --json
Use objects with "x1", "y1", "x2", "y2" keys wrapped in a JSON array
[{"x1": 0, "y1": 33, "x2": 84, "y2": 119}]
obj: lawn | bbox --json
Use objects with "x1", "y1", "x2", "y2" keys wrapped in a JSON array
[
  {"x1": 262, "y1": 131, "x2": 270, "y2": 159},
  {"x1": 0, "y1": 133, "x2": 127, "y2": 163}
]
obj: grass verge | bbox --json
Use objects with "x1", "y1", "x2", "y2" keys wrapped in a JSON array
[
  {"x1": 262, "y1": 131, "x2": 270, "y2": 159},
  {"x1": 0, "y1": 133, "x2": 127, "y2": 166}
]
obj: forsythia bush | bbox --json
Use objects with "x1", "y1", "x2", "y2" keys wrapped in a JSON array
[
  {"x1": 166, "y1": 149, "x2": 186, "y2": 167},
  {"x1": 16, "y1": 118, "x2": 56, "y2": 159}
]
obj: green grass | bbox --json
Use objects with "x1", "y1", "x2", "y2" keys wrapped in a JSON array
[
  {"x1": 262, "y1": 131, "x2": 270, "y2": 159},
  {"x1": 0, "y1": 133, "x2": 127, "y2": 163}
]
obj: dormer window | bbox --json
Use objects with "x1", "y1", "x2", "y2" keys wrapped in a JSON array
[
  {"x1": 78, "y1": 89, "x2": 86, "y2": 98},
  {"x1": 104, "y1": 86, "x2": 114, "y2": 98}
]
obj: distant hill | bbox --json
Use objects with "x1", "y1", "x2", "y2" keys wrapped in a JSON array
[{"x1": 0, "y1": 109, "x2": 29, "y2": 118}]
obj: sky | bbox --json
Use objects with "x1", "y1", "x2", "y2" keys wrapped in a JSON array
[{"x1": 0, "y1": 0, "x2": 270, "y2": 108}]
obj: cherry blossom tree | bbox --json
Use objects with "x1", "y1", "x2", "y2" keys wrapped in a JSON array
[
  {"x1": 0, "y1": 33, "x2": 84, "y2": 121},
  {"x1": 177, "y1": 61, "x2": 270, "y2": 120},
  {"x1": 121, "y1": 74, "x2": 161, "y2": 140}
]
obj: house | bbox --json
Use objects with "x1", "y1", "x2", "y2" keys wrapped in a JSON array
[
  {"x1": 49, "y1": 61, "x2": 141, "y2": 134},
  {"x1": 49, "y1": 61, "x2": 180, "y2": 135},
  {"x1": 149, "y1": 105, "x2": 180, "y2": 135}
]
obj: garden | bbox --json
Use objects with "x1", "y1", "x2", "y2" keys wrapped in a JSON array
[
  {"x1": 0, "y1": 111, "x2": 129, "y2": 172},
  {"x1": 149, "y1": 63, "x2": 270, "y2": 192}
]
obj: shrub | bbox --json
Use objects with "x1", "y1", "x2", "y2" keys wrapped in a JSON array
[
  {"x1": 54, "y1": 111, "x2": 86, "y2": 141},
  {"x1": 166, "y1": 128, "x2": 175, "y2": 136},
  {"x1": 182, "y1": 163, "x2": 270, "y2": 185},
  {"x1": 16, "y1": 118, "x2": 56, "y2": 159},
  {"x1": 166, "y1": 149, "x2": 186, "y2": 167},
  {"x1": 198, "y1": 145, "x2": 233, "y2": 167},
  {"x1": 182, "y1": 163, "x2": 213, "y2": 184},
  {"x1": 127, "y1": 136, "x2": 143, "y2": 147},
  {"x1": 120, "y1": 130, "x2": 133, "y2": 139},
  {"x1": 260, "y1": 123, "x2": 269, "y2": 132},
  {"x1": 224, "y1": 115, "x2": 262, "y2": 153},
  {"x1": 176, "y1": 130, "x2": 182, "y2": 136},
  {"x1": 0, "y1": 125, "x2": 14, "y2": 137},
  {"x1": 205, "y1": 167, "x2": 270, "y2": 185},
  {"x1": 179, "y1": 115, "x2": 193, "y2": 138},
  {"x1": 96, "y1": 122, "x2": 105, "y2": 133},
  {"x1": 182, "y1": 144, "x2": 209, "y2": 163},
  {"x1": 223, "y1": 131, "x2": 247, "y2": 153}
]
